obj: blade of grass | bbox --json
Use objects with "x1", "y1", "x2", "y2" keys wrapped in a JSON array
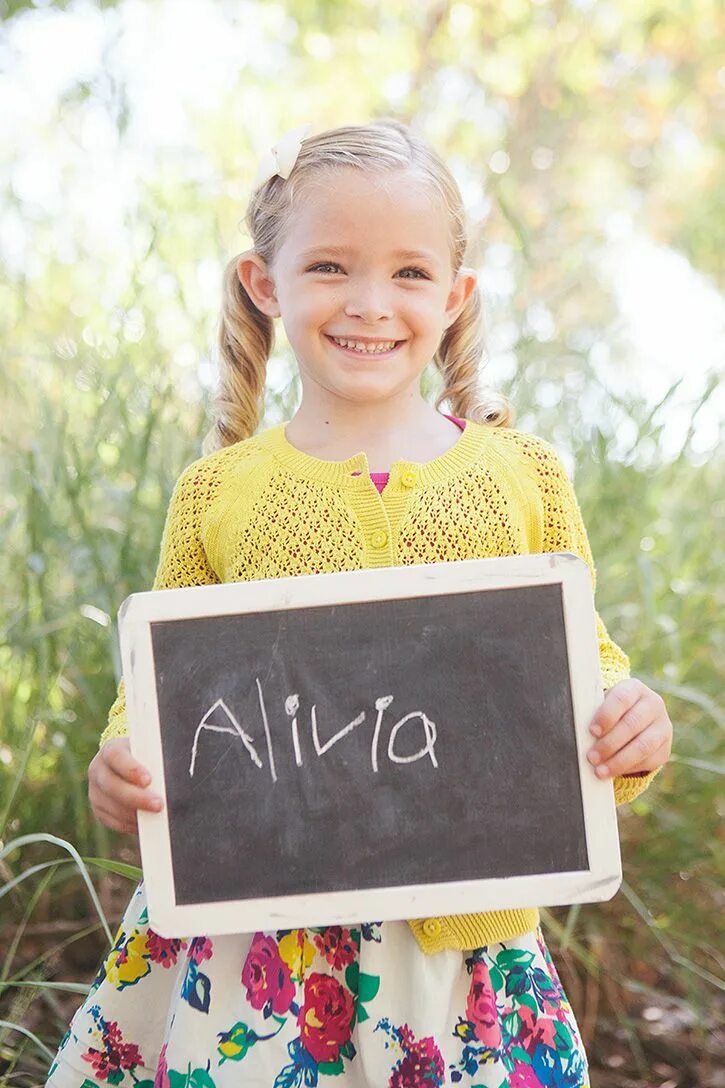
[
  {"x1": 0, "y1": 857, "x2": 73, "y2": 901},
  {"x1": 621, "y1": 881, "x2": 725, "y2": 991},
  {"x1": 0, "y1": 715, "x2": 40, "y2": 836},
  {"x1": 82, "y1": 857, "x2": 142, "y2": 881},
  {"x1": 0, "y1": 834, "x2": 112, "y2": 945},
  {"x1": 0, "y1": 1020, "x2": 55, "y2": 1062},
  {"x1": 0, "y1": 865, "x2": 58, "y2": 984},
  {"x1": 2, "y1": 922, "x2": 103, "y2": 990},
  {"x1": 559, "y1": 903, "x2": 581, "y2": 952},
  {"x1": 1, "y1": 980, "x2": 90, "y2": 995}
]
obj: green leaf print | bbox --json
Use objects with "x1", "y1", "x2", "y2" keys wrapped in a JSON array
[
  {"x1": 345, "y1": 963, "x2": 379, "y2": 1028},
  {"x1": 489, "y1": 964, "x2": 504, "y2": 992},
  {"x1": 317, "y1": 1058, "x2": 345, "y2": 1075},
  {"x1": 168, "y1": 1072, "x2": 188, "y2": 1088},
  {"x1": 502, "y1": 1010, "x2": 522, "y2": 1039},
  {"x1": 189, "y1": 1069, "x2": 216, "y2": 1088},
  {"x1": 345, "y1": 961, "x2": 359, "y2": 993},
  {"x1": 495, "y1": 948, "x2": 535, "y2": 969},
  {"x1": 517, "y1": 992, "x2": 538, "y2": 1014},
  {"x1": 357, "y1": 972, "x2": 380, "y2": 1003},
  {"x1": 217, "y1": 1022, "x2": 258, "y2": 1063},
  {"x1": 510, "y1": 1046, "x2": 530, "y2": 1063},
  {"x1": 554, "y1": 1019, "x2": 574, "y2": 1052},
  {"x1": 533, "y1": 965, "x2": 558, "y2": 993}
]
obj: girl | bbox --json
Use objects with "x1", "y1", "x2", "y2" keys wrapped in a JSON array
[{"x1": 48, "y1": 120, "x2": 672, "y2": 1088}]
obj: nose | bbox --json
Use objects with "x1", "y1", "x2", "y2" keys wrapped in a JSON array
[{"x1": 343, "y1": 281, "x2": 394, "y2": 323}]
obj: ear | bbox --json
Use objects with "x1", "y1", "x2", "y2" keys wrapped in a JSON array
[
  {"x1": 443, "y1": 266, "x2": 477, "y2": 329},
  {"x1": 237, "y1": 250, "x2": 280, "y2": 318}
]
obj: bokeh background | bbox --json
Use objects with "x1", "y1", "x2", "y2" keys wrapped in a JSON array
[{"x1": 1, "y1": 0, "x2": 723, "y2": 1084}]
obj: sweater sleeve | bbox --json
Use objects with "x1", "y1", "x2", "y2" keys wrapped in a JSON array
[
  {"x1": 100, "y1": 457, "x2": 222, "y2": 748},
  {"x1": 519, "y1": 434, "x2": 661, "y2": 806}
]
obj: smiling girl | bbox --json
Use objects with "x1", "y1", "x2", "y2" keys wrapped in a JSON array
[{"x1": 47, "y1": 120, "x2": 671, "y2": 1088}]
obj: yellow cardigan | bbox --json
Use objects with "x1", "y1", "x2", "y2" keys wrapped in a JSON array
[{"x1": 101, "y1": 419, "x2": 660, "y2": 953}]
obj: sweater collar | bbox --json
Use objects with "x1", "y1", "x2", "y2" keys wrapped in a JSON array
[{"x1": 263, "y1": 418, "x2": 490, "y2": 489}]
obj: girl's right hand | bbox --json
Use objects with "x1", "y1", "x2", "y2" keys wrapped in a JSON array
[{"x1": 88, "y1": 737, "x2": 164, "y2": 835}]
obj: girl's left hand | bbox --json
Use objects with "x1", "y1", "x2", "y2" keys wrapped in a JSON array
[{"x1": 587, "y1": 678, "x2": 673, "y2": 779}]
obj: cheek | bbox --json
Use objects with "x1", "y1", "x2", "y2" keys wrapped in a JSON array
[
  {"x1": 294, "y1": 288, "x2": 341, "y2": 329},
  {"x1": 404, "y1": 292, "x2": 448, "y2": 332}
]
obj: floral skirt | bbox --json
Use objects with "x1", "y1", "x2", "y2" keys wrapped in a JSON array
[{"x1": 47, "y1": 882, "x2": 590, "y2": 1087}]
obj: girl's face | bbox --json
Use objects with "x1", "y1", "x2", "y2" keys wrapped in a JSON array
[{"x1": 239, "y1": 168, "x2": 476, "y2": 412}]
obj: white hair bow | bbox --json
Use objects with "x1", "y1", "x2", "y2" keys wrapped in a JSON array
[{"x1": 252, "y1": 123, "x2": 313, "y2": 189}]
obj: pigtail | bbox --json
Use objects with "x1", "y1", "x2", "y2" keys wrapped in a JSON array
[
  {"x1": 433, "y1": 282, "x2": 514, "y2": 428},
  {"x1": 203, "y1": 255, "x2": 275, "y2": 453}
]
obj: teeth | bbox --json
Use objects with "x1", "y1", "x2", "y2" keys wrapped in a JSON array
[{"x1": 331, "y1": 336, "x2": 398, "y2": 354}]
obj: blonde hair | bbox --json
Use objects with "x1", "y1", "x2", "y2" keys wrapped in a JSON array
[{"x1": 205, "y1": 119, "x2": 513, "y2": 452}]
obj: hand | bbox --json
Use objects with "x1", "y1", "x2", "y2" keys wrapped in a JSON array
[
  {"x1": 88, "y1": 737, "x2": 164, "y2": 835},
  {"x1": 587, "y1": 678, "x2": 673, "y2": 779}
]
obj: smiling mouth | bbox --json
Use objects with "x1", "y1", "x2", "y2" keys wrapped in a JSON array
[{"x1": 325, "y1": 335, "x2": 404, "y2": 356}]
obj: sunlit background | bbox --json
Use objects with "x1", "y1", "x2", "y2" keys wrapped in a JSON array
[{"x1": 1, "y1": 1, "x2": 723, "y2": 1084}]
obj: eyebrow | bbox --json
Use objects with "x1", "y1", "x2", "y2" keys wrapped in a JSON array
[{"x1": 299, "y1": 245, "x2": 439, "y2": 263}]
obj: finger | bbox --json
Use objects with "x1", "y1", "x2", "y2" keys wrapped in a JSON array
[
  {"x1": 589, "y1": 694, "x2": 657, "y2": 764},
  {"x1": 590, "y1": 726, "x2": 670, "y2": 779},
  {"x1": 589, "y1": 679, "x2": 643, "y2": 737},
  {"x1": 92, "y1": 802, "x2": 138, "y2": 836},
  {"x1": 90, "y1": 765, "x2": 164, "y2": 813},
  {"x1": 103, "y1": 740, "x2": 152, "y2": 786},
  {"x1": 617, "y1": 736, "x2": 671, "y2": 775}
]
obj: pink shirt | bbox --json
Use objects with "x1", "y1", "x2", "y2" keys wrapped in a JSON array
[{"x1": 351, "y1": 414, "x2": 465, "y2": 493}]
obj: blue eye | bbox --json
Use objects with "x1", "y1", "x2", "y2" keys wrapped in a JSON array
[{"x1": 308, "y1": 262, "x2": 341, "y2": 274}]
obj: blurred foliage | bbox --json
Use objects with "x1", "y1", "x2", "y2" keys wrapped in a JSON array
[{"x1": 1, "y1": 0, "x2": 723, "y2": 1082}]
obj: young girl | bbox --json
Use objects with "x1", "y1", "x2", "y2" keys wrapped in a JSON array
[{"x1": 48, "y1": 120, "x2": 672, "y2": 1088}]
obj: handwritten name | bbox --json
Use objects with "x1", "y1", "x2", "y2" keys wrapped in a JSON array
[{"x1": 188, "y1": 681, "x2": 438, "y2": 783}]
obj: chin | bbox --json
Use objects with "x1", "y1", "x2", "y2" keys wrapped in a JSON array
[{"x1": 336, "y1": 381, "x2": 406, "y2": 403}]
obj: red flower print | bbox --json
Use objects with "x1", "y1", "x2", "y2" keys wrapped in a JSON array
[
  {"x1": 390, "y1": 1034, "x2": 445, "y2": 1088},
  {"x1": 312, "y1": 927, "x2": 357, "y2": 970},
  {"x1": 399, "y1": 1024, "x2": 415, "y2": 1050},
  {"x1": 147, "y1": 930, "x2": 185, "y2": 968},
  {"x1": 465, "y1": 961, "x2": 502, "y2": 1049},
  {"x1": 298, "y1": 971, "x2": 354, "y2": 1065},
  {"x1": 242, "y1": 932, "x2": 295, "y2": 1014},
  {"x1": 513, "y1": 1001, "x2": 537, "y2": 1053},
  {"x1": 510, "y1": 1060, "x2": 549, "y2": 1087},
  {"x1": 82, "y1": 1017, "x2": 143, "y2": 1082},
  {"x1": 189, "y1": 936, "x2": 213, "y2": 965}
]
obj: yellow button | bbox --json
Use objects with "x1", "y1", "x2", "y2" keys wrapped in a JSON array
[
  {"x1": 370, "y1": 529, "x2": 388, "y2": 549},
  {"x1": 422, "y1": 917, "x2": 442, "y2": 937},
  {"x1": 400, "y1": 470, "x2": 416, "y2": 488}
]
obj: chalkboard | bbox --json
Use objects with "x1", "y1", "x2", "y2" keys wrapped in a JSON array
[{"x1": 120, "y1": 553, "x2": 621, "y2": 938}]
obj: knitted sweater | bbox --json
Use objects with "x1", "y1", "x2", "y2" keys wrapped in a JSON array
[{"x1": 102, "y1": 418, "x2": 660, "y2": 954}]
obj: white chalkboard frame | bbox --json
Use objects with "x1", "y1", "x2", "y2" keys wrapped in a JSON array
[{"x1": 119, "y1": 552, "x2": 622, "y2": 938}]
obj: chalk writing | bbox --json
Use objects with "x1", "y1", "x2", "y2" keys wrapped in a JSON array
[
  {"x1": 389, "y1": 711, "x2": 438, "y2": 769},
  {"x1": 188, "y1": 698, "x2": 262, "y2": 777},
  {"x1": 188, "y1": 683, "x2": 439, "y2": 782}
]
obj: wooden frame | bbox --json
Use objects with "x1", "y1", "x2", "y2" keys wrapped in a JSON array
[{"x1": 119, "y1": 552, "x2": 621, "y2": 938}]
